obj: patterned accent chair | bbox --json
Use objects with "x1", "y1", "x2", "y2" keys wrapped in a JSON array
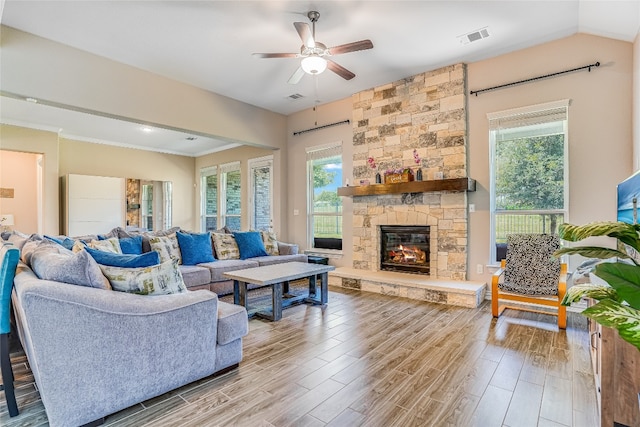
[
  {"x1": 491, "y1": 233, "x2": 567, "y2": 329},
  {"x1": 1, "y1": 242, "x2": 20, "y2": 417}
]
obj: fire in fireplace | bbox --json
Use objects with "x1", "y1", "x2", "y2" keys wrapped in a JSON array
[{"x1": 380, "y1": 225, "x2": 430, "y2": 275}]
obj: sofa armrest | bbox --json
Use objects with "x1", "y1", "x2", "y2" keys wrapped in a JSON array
[
  {"x1": 13, "y1": 267, "x2": 219, "y2": 427},
  {"x1": 277, "y1": 241, "x2": 299, "y2": 255}
]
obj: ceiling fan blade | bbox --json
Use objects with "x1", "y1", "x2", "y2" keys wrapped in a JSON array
[
  {"x1": 327, "y1": 60, "x2": 355, "y2": 80},
  {"x1": 294, "y1": 22, "x2": 315, "y2": 48},
  {"x1": 328, "y1": 40, "x2": 374, "y2": 55},
  {"x1": 252, "y1": 52, "x2": 298, "y2": 59},
  {"x1": 288, "y1": 66, "x2": 306, "y2": 84}
]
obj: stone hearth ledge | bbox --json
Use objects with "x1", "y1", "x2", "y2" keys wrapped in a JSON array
[{"x1": 328, "y1": 267, "x2": 486, "y2": 308}]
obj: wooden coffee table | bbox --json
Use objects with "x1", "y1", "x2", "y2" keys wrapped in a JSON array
[{"x1": 223, "y1": 261, "x2": 335, "y2": 321}]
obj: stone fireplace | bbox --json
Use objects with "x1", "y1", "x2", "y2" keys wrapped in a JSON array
[
  {"x1": 380, "y1": 225, "x2": 431, "y2": 275},
  {"x1": 349, "y1": 63, "x2": 469, "y2": 281}
]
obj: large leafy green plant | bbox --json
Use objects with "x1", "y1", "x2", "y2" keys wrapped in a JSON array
[{"x1": 555, "y1": 221, "x2": 640, "y2": 351}]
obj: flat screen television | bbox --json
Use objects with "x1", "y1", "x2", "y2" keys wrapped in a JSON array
[{"x1": 617, "y1": 170, "x2": 640, "y2": 224}]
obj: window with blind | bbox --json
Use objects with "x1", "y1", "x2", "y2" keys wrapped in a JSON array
[
  {"x1": 220, "y1": 162, "x2": 241, "y2": 231},
  {"x1": 489, "y1": 100, "x2": 569, "y2": 263},
  {"x1": 307, "y1": 143, "x2": 343, "y2": 251},
  {"x1": 200, "y1": 166, "x2": 218, "y2": 231}
]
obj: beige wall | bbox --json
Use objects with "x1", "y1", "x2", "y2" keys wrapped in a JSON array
[
  {"x1": 0, "y1": 124, "x2": 59, "y2": 234},
  {"x1": 59, "y1": 138, "x2": 196, "y2": 231},
  {"x1": 0, "y1": 150, "x2": 39, "y2": 233},
  {"x1": 634, "y1": 31, "x2": 640, "y2": 170},
  {"x1": 285, "y1": 33, "x2": 634, "y2": 275},
  {"x1": 468, "y1": 33, "x2": 633, "y2": 281},
  {"x1": 194, "y1": 145, "x2": 281, "y2": 237},
  {"x1": 1, "y1": 25, "x2": 287, "y2": 151},
  {"x1": 286, "y1": 99, "x2": 354, "y2": 265}
]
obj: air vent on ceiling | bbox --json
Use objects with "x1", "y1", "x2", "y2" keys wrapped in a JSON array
[
  {"x1": 458, "y1": 27, "x2": 490, "y2": 45},
  {"x1": 185, "y1": 136, "x2": 198, "y2": 141},
  {"x1": 288, "y1": 93, "x2": 304, "y2": 100}
]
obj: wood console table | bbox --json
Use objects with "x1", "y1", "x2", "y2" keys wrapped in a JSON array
[{"x1": 588, "y1": 300, "x2": 640, "y2": 426}]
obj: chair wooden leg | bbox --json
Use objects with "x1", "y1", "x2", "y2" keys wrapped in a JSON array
[
  {"x1": 0, "y1": 333, "x2": 19, "y2": 417},
  {"x1": 491, "y1": 277, "x2": 499, "y2": 318}
]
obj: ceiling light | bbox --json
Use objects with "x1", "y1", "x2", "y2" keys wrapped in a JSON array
[
  {"x1": 141, "y1": 126, "x2": 153, "y2": 133},
  {"x1": 301, "y1": 56, "x2": 327, "y2": 75},
  {"x1": 25, "y1": 97, "x2": 38, "y2": 103}
]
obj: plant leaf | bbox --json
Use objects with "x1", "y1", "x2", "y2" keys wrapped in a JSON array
[
  {"x1": 554, "y1": 246, "x2": 631, "y2": 261},
  {"x1": 561, "y1": 284, "x2": 619, "y2": 305},
  {"x1": 558, "y1": 222, "x2": 640, "y2": 252},
  {"x1": 594, "y1": 262, "x2": 640, "y2": 310},
  {"x1": 582, "y1": 299, "x2": 640, "y2": 351}
]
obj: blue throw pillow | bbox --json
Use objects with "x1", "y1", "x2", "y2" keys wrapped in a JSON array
[
  {"x1": 233, "y1": 231, "x2": 268, "y2": 260},
  {"x1": 85, "y1": 246, "x2": 160, "y2": 268},
  {"x1": 176, "y1": 231, "x2": 215, "y2": 265},
  {"x1": 44, "y1": 235, "x2": 76, "y2": 250},
  {"x1": 119, "y1": 236, "x2": 143, "y2": 254}
]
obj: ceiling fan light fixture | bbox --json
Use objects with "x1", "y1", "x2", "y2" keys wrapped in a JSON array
[{"x1": 301, "y1": 56, "x2": 327, "y2": 75}]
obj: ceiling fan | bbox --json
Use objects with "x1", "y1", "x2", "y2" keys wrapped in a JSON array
[{"x1": 253, "y1": 10, "x2": 374, "y2": 84}]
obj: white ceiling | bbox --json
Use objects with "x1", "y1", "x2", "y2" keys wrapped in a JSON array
[{"x1": 1, "y1": 0, "x2": 639, "y2": 157}]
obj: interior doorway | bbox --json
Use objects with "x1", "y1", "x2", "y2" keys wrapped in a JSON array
[{"x1": 0, "y1": 150, "x2": 44, "y2": 234}]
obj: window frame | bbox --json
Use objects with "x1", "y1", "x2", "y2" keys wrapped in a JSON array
[
  {"x1": 488, "y1": 99, "x2": 570, "y2": 264},
  {"x1": 248, "y1": 155, "x2": 274, "y2": 232},
  {"x1": 200, "y1": 165, "x2": 218, "y2": 232},
  {"x1": 306, "y1": 142, "x2": 343, "y2": 254},
  {"x1": 220, "y1": 161, "x2": 242, "y2": 231}
]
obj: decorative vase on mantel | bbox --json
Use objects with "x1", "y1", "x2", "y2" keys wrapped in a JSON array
[
  {"x1": 375, "y1": 172, "x2": 382, "y2": 184},
  {"x1": 416, "y1": 168, "x2": 423, "y2": 181}
]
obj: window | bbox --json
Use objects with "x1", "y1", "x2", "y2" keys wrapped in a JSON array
[
  {"x1": 307, "y1": 143, "x2": 343, "y2": 251},
  {"x1": 220, "y1": 162, "x2": 241, "y2": 231},
  {"x1": 489, "y1": 100, "x2": 569, "y2": 262},
  {"x1": 140, "y1": 182, "x2": 154, "y2": 231},
  {"x1": 248, "y1": 155, "x2": 273, "y2": 231},
  {"x1": 200, "y1": 166, "x2": 217, "y2": 231}
]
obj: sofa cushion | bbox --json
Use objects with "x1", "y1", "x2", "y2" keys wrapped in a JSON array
[
  {"x1": 85, "y1": 246, "x2": 160, "y2": 268},
  {"x1": 21, "y1": 234, "x2": 46, "y2": 265},
  {"x1": 179, "y1": 265, "x2": 212, "y2": 288},
  {"x1": 261, "y1": 231, "x2": 279, "y2": 256},
  {"x1": 253, "y1": 254, "x2": 308, "y2": 266},
  {"x1": 199, "y1": 259, "x2": 259, "y2": 282},
  {"x1": 233, "y1": 231, "x2": 268, "y2": 260},
  {"x1": 217, "y1": 301, "x2": 249, "y2": 345},
  {"x1": 119, "y1": 235, "x2": 143, "y2": 254},
  {"x1": 31, "y1": 245, "x2": 111, "y2": 290},
  {"x1": 176, "y1": 231, "x2": 215, "y2": 265},
  {"x1": 211, "y1": 233, "x2": 240, "y2": 260},
  {"x1": 277, "y1": 242, "x2": 299, "y2": 255},
  {"x1": 100, "y1": 259, "x2": 187, "y2": 295},
  {"x1": 149, "y1": 235, "x2": 182, "y2": 264}
]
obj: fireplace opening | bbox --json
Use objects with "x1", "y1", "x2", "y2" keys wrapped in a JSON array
[{"x1": 380, "y1": 225, "x2": 430, "y2": 275}]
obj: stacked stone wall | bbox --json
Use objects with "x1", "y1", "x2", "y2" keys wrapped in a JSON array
[{"x1": 350, "y1": 63, "x2": 468, "y2": 280}]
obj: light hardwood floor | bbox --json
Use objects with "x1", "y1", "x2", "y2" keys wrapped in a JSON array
[{"x1": 1, "y1": 287, "x2": 598, "y2": 426}]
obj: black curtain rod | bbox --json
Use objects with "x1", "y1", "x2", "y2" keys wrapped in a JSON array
[
  {"x1": 293, "y1": 119, "x2": 350, "y2": 136},
  {"x1": 470, "y1": 61, "x2": 600, "y2": 96}
]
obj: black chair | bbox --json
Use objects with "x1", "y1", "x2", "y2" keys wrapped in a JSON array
[{"x1": 0, "y1": 243, "x2": 20, "y2": 417}]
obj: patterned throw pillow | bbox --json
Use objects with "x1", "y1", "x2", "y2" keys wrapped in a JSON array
[
  {"x1": 149, "y1": 234, "x2": 182, "y2": 264},
  {"x1": 100, "y1": 259, "x2": 187, "y2": 295},
  {"x1": 89, "y1": 237, "x2": 122, "y2": 254},
  {"x1": 211, "y1": 232, "x2": 240, "y2": 260},
  {"x1": 261, "y1": 231, "x2": 279, "y2": 256}
]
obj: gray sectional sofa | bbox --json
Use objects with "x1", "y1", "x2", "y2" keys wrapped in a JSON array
[
  {"x1": 181, "y1": 241, "x2": 307, "y2": 294},
  {"x1": 1, "y1": 226, "x2": 311, "y2": 427},
  {"x1": 106, "y1": 226, "x2": 309, "y2": 295}
]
